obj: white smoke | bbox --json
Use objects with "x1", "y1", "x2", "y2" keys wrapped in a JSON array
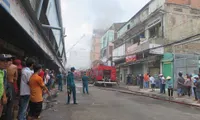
[{"x1": 88, "y1": 0, "x2": 125, "y2": 29}]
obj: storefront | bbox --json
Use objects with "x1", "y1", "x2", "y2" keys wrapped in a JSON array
[
  {"x1": 129, "y1": 63, "x2": 143, "y2": 76},
  {"x1": 120, "y1": 66, "x2": 128, "y2": 83},
  {"x1": 116, "y1": 66, "x2": 120, "y2": 80},
  {"x1": 148, "y1": 59, "x2": 160, "y2": 76},
  {"x1": 173, "y1": 53, "x2": 199, "y2": 89},
  {"x1": 114, "y1": 57, "x2": 126, "y2": 82}
]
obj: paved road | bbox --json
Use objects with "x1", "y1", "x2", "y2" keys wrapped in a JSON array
[{"x1": 41, "y1": 83, "x2": 200, "y2": 120}]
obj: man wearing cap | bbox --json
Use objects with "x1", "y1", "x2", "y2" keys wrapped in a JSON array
[
  {"x1": 0, "y1": 54, "x2": 12, "y2": 118},
  {"x1": 1, "y1": 55, "x2": 18, "y2": 120},
  {"x1": 67, "y1": 67, "x2": 77, "y2": 104}
]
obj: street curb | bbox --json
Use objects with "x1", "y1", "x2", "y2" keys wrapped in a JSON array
[{"x1": 98, "y1": 87, "x2": 200, "y2": 109}]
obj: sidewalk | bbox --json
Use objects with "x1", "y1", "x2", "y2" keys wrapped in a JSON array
[{"x1": 117, "y1": 84, "x2": 200, "y2": 107}]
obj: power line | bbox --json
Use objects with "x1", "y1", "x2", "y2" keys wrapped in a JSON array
[{"x1": 112, "y1": 33, "x2": 200, "y2": 58}]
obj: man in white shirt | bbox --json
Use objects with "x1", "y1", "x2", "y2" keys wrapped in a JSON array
[
  {"x1": 150, "y1": 75, "x2": 156, "y2": 92},
  {"x1": 18, "y1": 58, "x2": 35, "y2": 120}
]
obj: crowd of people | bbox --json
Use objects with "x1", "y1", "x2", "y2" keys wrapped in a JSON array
[
  {"x1": 133, "y1": 72, "x2": 200, "y2": 103},
  {"x1": 0, "y1": 53, "x2": 68, "y2": 120}
]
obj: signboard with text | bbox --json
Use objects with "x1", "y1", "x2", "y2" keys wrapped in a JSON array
[
  {"x1": 149, "y1": 44, "x2": 164, "y2": 55},
  {"x1": 126, "y1": 55, "x2": 137, "y2": 63}
]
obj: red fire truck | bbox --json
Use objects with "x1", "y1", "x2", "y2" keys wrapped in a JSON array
[{"x1": 90, "y1": 65, "x2": 117, "y2": 86}]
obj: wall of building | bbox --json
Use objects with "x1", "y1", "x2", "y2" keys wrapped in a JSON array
[
  {"x1": 113, "y1": 44, "x2": 125, "y2": 61},
  {"x1": 117, "y1": 0, "x2": 165, "y2": 39},
  {"x1": 101, "y1": 30, "x2": 115, "y2": 49},
  {"x1": 106, "y1": 42, "x2": 114, "y2": 58},
  {"x1": 90, "y1": 30, "x2": 105, "y2": 64},
  {"x1": 164, "y1": 3, "x2": 200, "y2": 42},
  {"x1": 149, "y1": 0, "x2": 165, "y2": 14},
  {"x1": 91, "y1": 37, "x2": 101, "y2": 62},
  {"x1": 94, "y1": 37, "x2": 101, "y2": 60},
  {"x1": 166, "y1": 0, "x2": 200, "y2": 9}
]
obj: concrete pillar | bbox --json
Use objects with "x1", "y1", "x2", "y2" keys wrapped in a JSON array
[
  {"x1": 128, "y1": 65, "x2": 131, "y2": 74},
  {"x1": 143, "y1": 62, "x2": 148, "y2": 74},
  {"x1": 120, "y1": 67, "x2": 123, "y2": 82},
  {"x1": 145, "y1": 29, "x2": 150, "y2": 40},
  {"x1": 160, "y1": 61, "x2": 163, "y2": 74}
]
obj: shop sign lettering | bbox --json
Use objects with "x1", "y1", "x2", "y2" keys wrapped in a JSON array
[
  {"x1": 149, "y1": 44, "x2": 164, "y2": 55},
  {"x1": 126, "y1": 55, "x2": 137, "y2": 63}
]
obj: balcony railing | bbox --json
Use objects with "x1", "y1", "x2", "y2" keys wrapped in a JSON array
[{"x1": 127, "y1": 37, "x2": 165, "y2": 55}]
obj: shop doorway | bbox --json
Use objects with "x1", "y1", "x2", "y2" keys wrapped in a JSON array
[{"x1": 174, "y1": 54, "x2": 199, "y2": 89}]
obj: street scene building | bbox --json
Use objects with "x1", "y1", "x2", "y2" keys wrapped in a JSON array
[
  {"x1": 3, "y1": 0, "x2": 200, "y2": 120},
  {"x1": 90, "y1": 29, "x2": 105, "y2": 67},
  {"x1": 100, "y1": 23, "x2": 124, "y2": 66},
  {"x1": 113, "y1": 0, "x2": 200, "y2": 85},
  {"x1": 0, "y1": 0, "x2": 66, "y2": 71}
]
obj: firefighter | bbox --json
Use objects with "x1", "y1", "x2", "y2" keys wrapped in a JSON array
[
  {"x1": 57, "y1": 71, "x2": 63, "y2": 91},
  {"x1": 67, "y1": 67, "x2": 77, "y2": 104},
  {"x1": 82, "y1": 72, "x2": 89, "y2": 94}
]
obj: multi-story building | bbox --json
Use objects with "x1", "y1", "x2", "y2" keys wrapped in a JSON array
[
  {"x1": 0, "y1": 0, "x2": 66, "y2": 71},
  {"x1": 100, "y1": 23, "x2": 125, "y2": 66},
  {"x1": 113, "y1": 0, "x2": 200, "y2": 84},
  {"x1": 90, "y1": 29, "x2": 105, "y2": 67}
]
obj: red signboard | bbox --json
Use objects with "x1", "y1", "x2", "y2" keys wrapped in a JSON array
[{"x1": 126, "y1": 55, "x2": 137, "y2": 62}]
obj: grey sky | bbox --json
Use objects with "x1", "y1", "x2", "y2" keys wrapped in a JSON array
[{"x1": 61, "y1": 0, "x2": 150, "y2": 69}]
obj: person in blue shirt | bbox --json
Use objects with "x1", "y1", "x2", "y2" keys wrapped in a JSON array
[
  {"x1": 57, "y1": 72, "x2": 63, "y2": 91},
  {"x1": 166, "y1": 76, "x2": 173, "y2": 98},
  {"x1": 82, "y1": 73, "x2": 89, "y2": 94},
  {"x1": 193, "y1": 75, "x2": 199, "y2": 101},
  {"x1": 67, "y1": 67, "x2": 77, "y2": 104}
]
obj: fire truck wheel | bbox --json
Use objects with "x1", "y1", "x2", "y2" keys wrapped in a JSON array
[{"x1": 94, "y1": 81, "x2": 98, "y2": 86}]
